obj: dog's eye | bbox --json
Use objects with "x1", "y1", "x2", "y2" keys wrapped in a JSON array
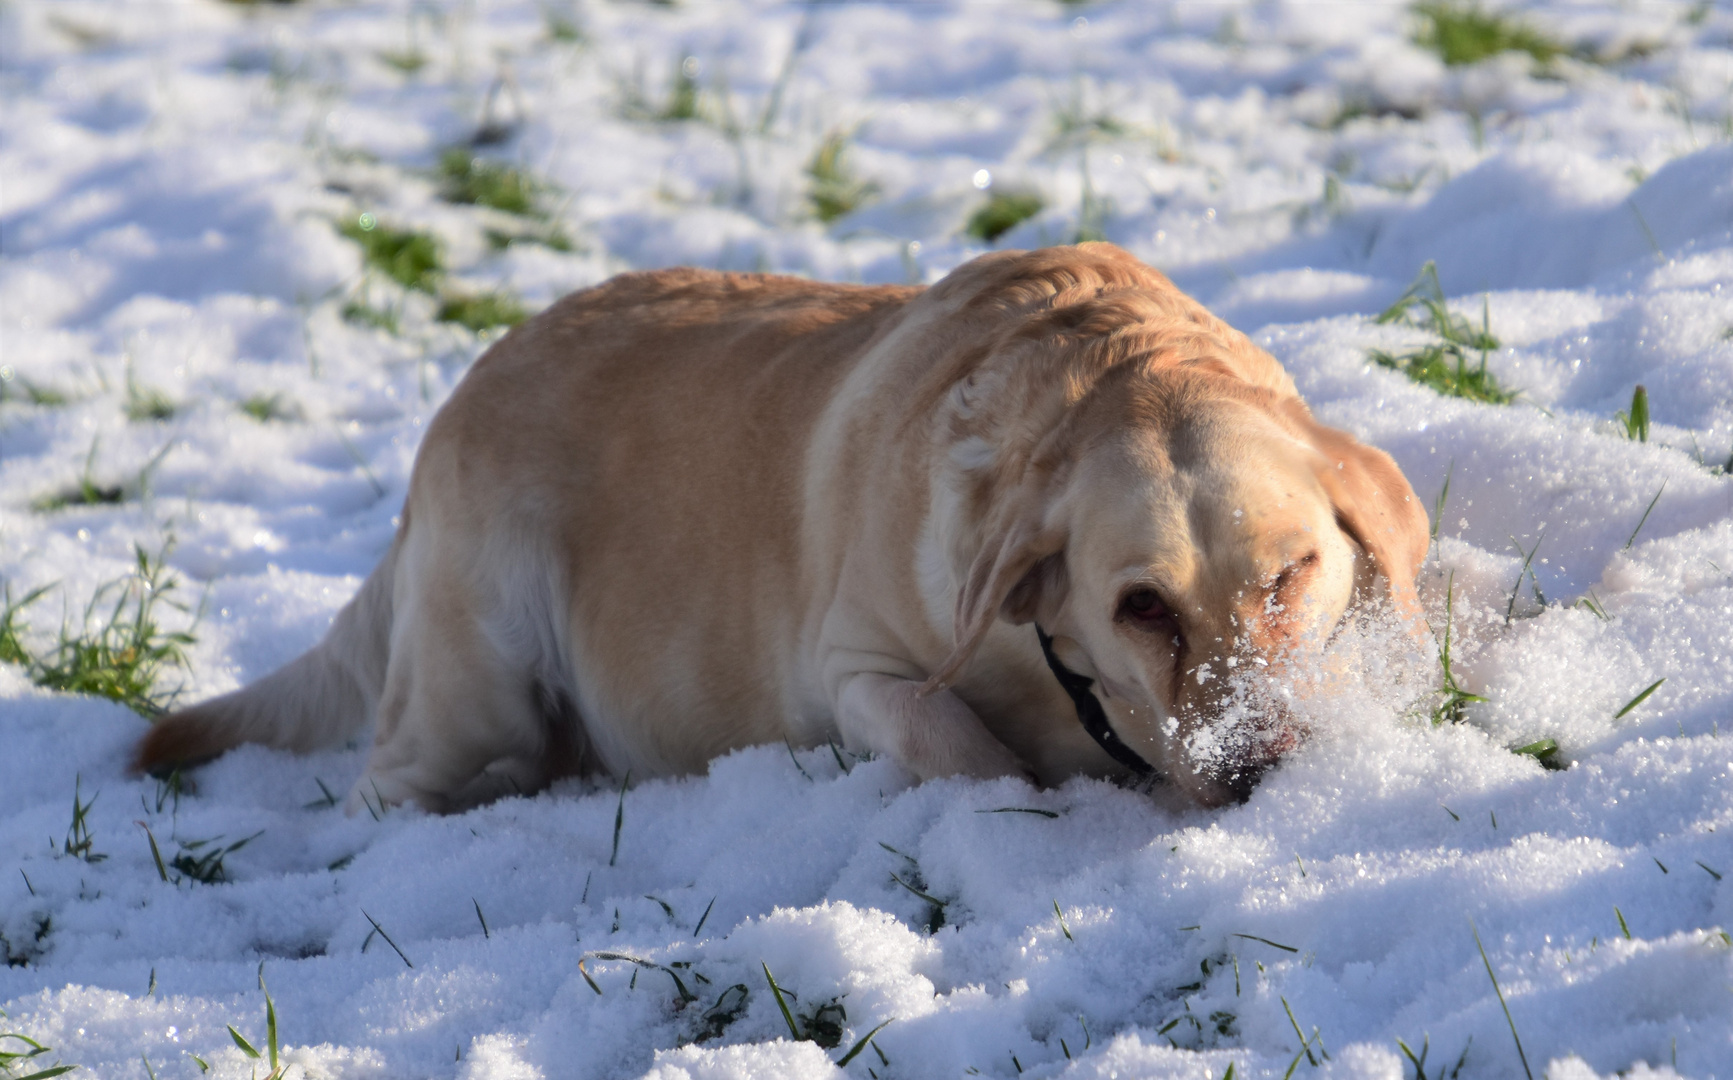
[
  {"x1": 1272, "y1": 552, "x2": 1319, "y2": 592},
  {"x1": 1121, "y1": 588, "x2": 1168, "y2": 620}
]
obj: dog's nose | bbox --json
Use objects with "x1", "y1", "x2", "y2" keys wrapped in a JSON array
[
  {"x1": 1221, "y1": 762, "x2": 1266, "y2": 803},
  {"x1": 1217, "y1": 717, "x2": 1305, "y2": 802}
]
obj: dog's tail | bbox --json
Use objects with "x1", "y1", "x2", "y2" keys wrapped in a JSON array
[{"x1": 130, "y1": 532, "x2": 401, "y2": 775}]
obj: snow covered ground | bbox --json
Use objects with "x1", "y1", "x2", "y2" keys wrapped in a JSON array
[{"x1": 4, "y1": 0, "x2": 1733, "y2": 1077}]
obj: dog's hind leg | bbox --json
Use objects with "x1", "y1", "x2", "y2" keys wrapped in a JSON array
[
  {"x1": 347, "y1": 531, "x2": 575, "y2": 814},
  {"x1": 835, "y1": 672, "x2": 1028, "y2": 782}
]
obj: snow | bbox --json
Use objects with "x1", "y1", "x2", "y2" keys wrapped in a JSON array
[{"x1": 4, "y1": 0, "x2": 1733, "y2": 1077}]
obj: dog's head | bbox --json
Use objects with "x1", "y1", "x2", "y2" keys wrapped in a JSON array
[{"x1": 926, "y1": 361, "x2": 1428, "y2": 806}]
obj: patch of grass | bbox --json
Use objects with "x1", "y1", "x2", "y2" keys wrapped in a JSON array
[
  {"x1": 1574, "y1": 590, "x2": 1610, "y2": 621},
  {"x1": 543, "y1": 7, "x2": 584, "y2": 43},
  {"x1": 1614, "y1": 384, "x2": 1649, "y2": 442},
  {"x1": 31, "y1": 480, "x2": 125, "y2": 513},
  {"x1": 1370, "y1": 261, "x2": 1517, "y2": 404},
  {"x1": 438, "y1": 149, "x2": 541, "y2": 216},
  {"x1": 61, "y1": 775, "x2": 105, "y2": 863},
  {"x1": 758, "y1": 964, "x2": 851, "y2": 1050},
  {"x1": 1429, "y1": 572, "x2": 1486, "y2": 726},
  {"x1": 172, "y1": 832, "x2": 263, "y2": 885},
  {"x1": 227, "y1": 967, "x2": 286, "y2": 1080},
  {"x1": 30, "y1": 438, "x2": 136, "y2": 512},
  {"x1": 239, "y1": 393, "x2": 299, "y2": 423},
  {"x1": 967, "y1": 190, "x2": 1044, "y2": 243},
  {"x1": 1396, "y1": 1033, "x2": 1473, "y2": 1080},
  {"x1": 615, "y1": 54, "x2": 715, "y2": 125},
  {"x1": 1282, "y1": 997, "x2": 1326, "y2": 1075},
  {"x1": 377, "y1": 47, "x2": 427, "y2": 75},
  {"x1": 0, "y1": 371, "x2": 70, "y2": 406},
  {"x1": 689, "y1": 983, "x2": 750, "y2": 1043},
  {"x1": 0, "y1": 583, "x2": 52, "y2": 667},
  {"x1": 437, "y1": 292, "x2": 527, "y2": 333},
  {"x1": 0, "y1": 543, "x2": 196, "y2": 717},
  {"x1": 0, "y1": 1012, "x2": 78, "y2": 1079},
  {"x1": 1048, "y1": 84, "x2": 1130, "y2": 152},
  {"x1": 880, "y1": 842, "x2": 947, "y2": 933},
  {"x1": 1511, "y1": 737, "x2": 1563, "y2": 769},
  {"x1": 1324, "y1": 96, "x2": 1426, "y2": 131},
  {"x1": 1063, "y1": 148, "x2": 1116, "y2": 245},
  {"x1": 806, "y1": 130, "x2": 879, "y2": 224},
  {"x1": 1412, "y1": 1, "x2": 1564, "y2": 67},
  {"x1": 485, "y1": 225, "x2": 574, "y2": 253},
  {"x1": 1506, "y1": 531, "x2": 1545, "y2": 621},
  {"x1": 339, "y1": 213, "x2": 443, "y2": 293},
  {"x1": 585, "y1": 951, "x2": 697, "y2": 1004},
  {"x1": 124, "y1": 381, "x2": 176, "y2": 422},
  {"x1": 341, "y1": 299, "x2": 400, "y2": 335},
  {"x1": 662, "y1": 55, "x2": 702, "y2": 121}
]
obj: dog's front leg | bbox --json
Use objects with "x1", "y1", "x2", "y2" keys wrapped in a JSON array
[{"x1": 835, "y1": 672, "x2": 1028, "y2": 782}]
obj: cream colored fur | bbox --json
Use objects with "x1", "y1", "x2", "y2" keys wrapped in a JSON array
[{"x1": 133, "y1": 244, "x2": 1429, "y2": 810}]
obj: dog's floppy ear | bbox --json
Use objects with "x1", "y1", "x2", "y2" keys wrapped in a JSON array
[
  {"x1": 1302, "y1": 421, "x2": 1429, "y2": 622},
  {"x1": 921, "y1": 496, "x2": 1067, "y2": 695}
]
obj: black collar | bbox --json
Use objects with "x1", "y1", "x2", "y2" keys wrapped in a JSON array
[{"x1": 1035, "y1": 626, "x2": 1159, "y2": 778}]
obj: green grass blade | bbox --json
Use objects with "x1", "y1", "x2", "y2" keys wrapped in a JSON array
[
  {"x1": 762, "y1": 963, "x2": 803, "y2": 1041},
  {"x1": 836, "y1": 1018, "x2": 894, "y2": 1065},
  {"x1": 609, "y1": 771, "x2": 630, "y2": 867},
  {"x1": 1231, "y1": 933, "x2": 1298, "y2": 953},
  {"x1": 888, "y1": 871, "x2": 945, "y2": 908},
  {"x1": 360, "y1": 909, "x2": 413, "y2": 968},
  {"x1": 1282, "y1": 997, "x2": 1317, "y2": 1067},
  {"x1": 138, "y1": 823, "x2": 169, "y2": 882},
  {"x1": 1614, "y1": 678, "x2": 1666, "y2": 719},
  {"x1": 227, "y1": 1026, "x2": 260, "y2": 1059},
  {"x1": 265, "y1": 992, "x2": 278, "y2": 1074},
  {"x1": 1430, "y1": 461, "x2": 1454, "y2": 544},
  {"x1": 1623, "y1": 482, "x2": 1666, "y2": 550},
  {"x1": 577, "y1": 958, "x2": 602, "y2": 995},
  {"x1": 1469, "y1": 918, "x2": 1532, "y2": 1080}
]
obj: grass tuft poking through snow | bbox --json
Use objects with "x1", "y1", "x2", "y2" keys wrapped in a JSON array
[
  {"x1": 1369, "y1": 261, "x2": 1517, "y2": 404},
  {"x1": 1412, "y1": 1, "x2": 1565, "y2": 67},
  {"x1": 437, "y1": 150, "x2": 542, "y2": 218},
  {"x1": 1614, "y1": 384, "x2": 1650, "y2": 442},
  {"x1": 0, "y1": 545, "x2": 196, "y2": 716},
  {"x1": 0, "y1": 1010, "x2": 77, "y2": 1080},
  {"x1": 436, "y1": 292, "x2": 528, "y2": 333},
  {"x1": 967, "y1": 190, "x2": 1044, "y2": 244},
  {"x1": 239, "y1": 393, "x2": 299, "y2": 423},
  {"x1": 122, "y1": 381, "x2": 176, "y2": 424},
  {"x1": 806, "y1": 130, "x2": 878, "y2": 224},
  {"x1": 339, "y1": 214, "x2": 443, "y2": 293}
]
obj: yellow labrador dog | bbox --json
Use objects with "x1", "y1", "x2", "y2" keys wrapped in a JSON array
[{"x1": 134, "y1": 244, "x2": 1427, "y2": 810}]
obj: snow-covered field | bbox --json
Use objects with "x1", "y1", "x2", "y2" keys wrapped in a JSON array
[{"x1": 4, "y1": 1, "x2": 1733, "y2": 1077}]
